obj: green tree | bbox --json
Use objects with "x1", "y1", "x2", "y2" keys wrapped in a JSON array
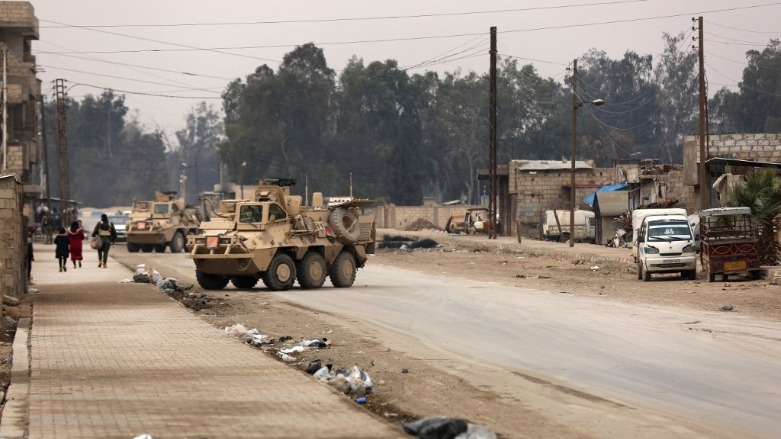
[
  {"x1": 175, "y1": 102, "x2": 224, "y2": 202},
  {"x1": 724, "y1": 169, "x2": 781, "y2": 264}
]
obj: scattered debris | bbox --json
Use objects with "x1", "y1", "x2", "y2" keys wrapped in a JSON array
[
  {"x1": 313, "y1": 365, "x2": 374, "y2": 396},
  {"x1": 224, "y1": 323, "x2": 273, "y2": 347},
  {"x1": 719, "y1": 305, "x2": 734, "y2": 312},
  {"x1": 305, "y1": 360, "x2": 322, "y2": 375},
  {"x1": 302, "y1": 338, "x2": 330, "y2": 348},
  {"x1": 355, "y1": 396, "x2": 367, "y2": 404},
  {"x1": 410, "y1": 238, "x2": 439, "y2": 249},
  {"x1": 277, "y1": 352, "x2": 296, "y2": 362},
  {"x1": 278, "y1": 335, "x2": 293, "y2": 342},
  {"x1": 403, "y1": 416, "x2": 497, "y2": 439},
  {"x1": 402, "y1": 368, "x2": 409, "y2": 374},
  {"x1": 405, "y1": 218, "x2": 441, "y2": 232},
  {"x1": 590, "y1": 265, "x2": 600, "y2": 271}
]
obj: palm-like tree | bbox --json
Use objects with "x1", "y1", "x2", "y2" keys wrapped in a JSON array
[{"x1": 724, "y1": 169, "x2": 781, "y2": 264}]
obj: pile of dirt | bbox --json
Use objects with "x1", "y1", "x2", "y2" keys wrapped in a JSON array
[{"x1": 405, "y1": 218, "x2": 440, "y2": 231}]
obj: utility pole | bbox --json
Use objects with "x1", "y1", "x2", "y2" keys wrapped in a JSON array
[
  {"x1": 54, "y1": 79, "x2": 71, "y2": 225},
  {"x1": 570, "y1": 59, "x2": 578, "y2": 248},
  {"x1": 40, "y1": 96, "x2": 51, "y2": 205},
  {"x1": 488, "y1": 26, "x2": 497, "y2": 239},
  {"x1": 697, "y1": 16, "x2": 709, "y2": 211}
]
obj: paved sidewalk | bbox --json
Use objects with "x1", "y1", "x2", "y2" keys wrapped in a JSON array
[{"x1": 2, "y1": 244, "x2": 400, "y2": 438}]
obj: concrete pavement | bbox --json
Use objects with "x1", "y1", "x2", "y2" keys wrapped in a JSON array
[{"x1": 1, "y1": 243, "x2": 401, "y2": 438}]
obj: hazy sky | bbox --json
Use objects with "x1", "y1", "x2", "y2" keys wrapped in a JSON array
[{"x1": 31, "y1": 0, "x2": 781, "y2": 146}]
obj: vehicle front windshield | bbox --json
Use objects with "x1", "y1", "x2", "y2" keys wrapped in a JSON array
[
  {"x1": 239, "y1": 205, "x2": 263, "y2": 223},
  {"x1": 648, "y1": 220, "x2": 692, "y2": 241},
  {"x1": 108, "y1": 216, "x2": 127, "y2": 225},
  {"x1": 153, "y1": 203, "x2": 169, "y2": 215}
]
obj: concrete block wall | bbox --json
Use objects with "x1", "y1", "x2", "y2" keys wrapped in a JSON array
[
  {"x1": 373, "y1": 204, "x2": 484, "y2": 230},
  {"x1": 0, "y1": 2, "x2": 38, "y2": 32},
  {"x1": 685, "y1": 133, "x2": 781, "y2": 162},
  {"x1": 0, "y1": 175, "x2": 24, "y2": 300}
]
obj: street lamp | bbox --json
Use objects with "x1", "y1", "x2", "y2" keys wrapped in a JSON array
[{"x1": 570, "y1": 58, "x2": 604, "y2": 247}]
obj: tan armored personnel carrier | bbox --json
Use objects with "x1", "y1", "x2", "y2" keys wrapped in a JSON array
[
  {"x1": 187, "y1": 178, "x2": 376, "y2": 291},
  {"x1": 126, "y1": 191, "x2": 200, "y2": 253}
]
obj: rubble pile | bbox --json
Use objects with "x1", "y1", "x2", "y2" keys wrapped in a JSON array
[{"x1": 405, "y1": 218, "x2": 441, "y2": 231}]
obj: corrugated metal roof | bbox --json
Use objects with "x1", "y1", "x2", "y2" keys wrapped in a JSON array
[{"x1": 517, "y1": 160, "x2": 592, "y2": 171}]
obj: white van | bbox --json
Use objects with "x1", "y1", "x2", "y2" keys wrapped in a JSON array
[
  {"x1": 632, "y1": 208, "x2": 697, "y2": 281},
  {"x1": 542, "y1": 210, "x2": 595, "y2": 243}
]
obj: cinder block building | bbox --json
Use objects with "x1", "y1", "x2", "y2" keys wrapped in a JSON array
[{"x1": 0, "y1": 1, "x2": 41, "y2": 218}]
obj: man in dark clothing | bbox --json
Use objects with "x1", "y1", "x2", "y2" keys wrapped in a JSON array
[{"x1": 92, "y1": 214, "x2": 117, "y2": 268}]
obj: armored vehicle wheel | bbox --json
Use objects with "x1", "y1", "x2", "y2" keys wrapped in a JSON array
[
  {"x1": 169, "y1": 232, "x2": 185, "y2": 253},
  {"x1": 231, "y1": 276, "x2": 258, "y2": 289},
  {"x1": 262, "y1": 253, "x2": 296, "y2": 291},
  {"x1": 328, "y1": 207, "x2": 361, "y2": 244},
  {"x1": 330, "y1": 251, "x2": 356, "y2": 288},
  {"x1": 127, "y1": 242, "x2": 141, "y2": 253},
  {"x1": 141, "y1": 244, "x2": 154, "y2": 253},
  {"x1": 154, "y1": 244, "x2": 167, "y2": 253},
  {"x1": 297, "y1": 252, "x2": 327, "y2": 289},
  {"x1": 196, "y1": 271, "x2": 229, "y2": 290}
]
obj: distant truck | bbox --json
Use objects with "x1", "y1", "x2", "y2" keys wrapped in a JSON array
[
  {"x1": 699, "y1": 207, "x2": 761, "y2": 282},
  {"x1": 542, "y1": 210, "x2": 595, "y2": 243},
  {"x1": 445, "y1": 207, "x2": 498, "y2": 235},
  {"x1": 632, "y1": 208, "x2": 697, "y2": 281},
  {"x1": 126, "y1": 191, "x2": 200, "y2": 253}
]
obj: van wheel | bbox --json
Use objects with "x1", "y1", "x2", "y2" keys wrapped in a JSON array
[
  {"x1": 262, "y1": 253, "x2": 296, "y2": 291},
  {"x1": 642, "y1": 265, "x2": 651, "y2": 282},
  {"x1": 637, "y1": 263, "x2": 643, "y2": 280},
  {"x1": 330, "y1": 252, "x2": 356, "y2": 288},
  {"x1": 297, "y1": 252, "x2": 327, "y2": 289},
  {"x1": 707, "y1": 270, "x2": 715, "y2": 282},
  {"x1": 750, "y1": 270, "x2": 762, "y2": 280}
]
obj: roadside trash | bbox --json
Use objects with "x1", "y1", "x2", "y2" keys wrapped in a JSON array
[
  {"x1": 28, "y1": 287, "x2": 39, "y2": 294},
  {"x1": 224, "y1": 324, "x2": 272, "y2": 346},
  {"x1": 402, "y1": 368, "x2": 409, "y2": 374},
  {"x1": 591, "y1": 265, "x2": 600, "y2": 271},
  {"x1": 133, "y1": 435, "x2": 153, "y2": 439},
  {"x1": 403, "y1": 416, "x2": 497, "y2": 439},
  {"x1": 305, "y1": 360, "x2": 322, "y2": 375},
  {"x1": 302, "y1": 338, "x2": 329, "y2": 348},
  {"x1": 316, "y1": 365, "x2": 374, "y2": 396},
  {"x1": 132, "y1": 273, "x2": 150, "y2": 283},
  {"x1": 277, "y1": 352, "x2": 296, "y2": 362},
  {"x1": 355, "y1": 396, "x2": 367, "y2": 404},
  {"x1": 403, "y1": 416, "x2": 468, "y2": 438},
  {"x1": 280, "y1": 345, "x2": 305, "y2": 354},
  {"x1": 409, "y1": 238, "x2": 439, "y2": 249},
  {"x1": 278, "y1": 335, "x2": 293, "y2": 342},
  {"x1": 719, "y1": 304, "x2": 734, "y2": 311},
  {"x1": 120, "y1": 279, "x2": 133, "y2": 283}
]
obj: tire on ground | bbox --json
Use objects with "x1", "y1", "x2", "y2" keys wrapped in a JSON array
[
  {"x1": 231, "y1": 276, "x2": 258, "y2": 289},
  {"x1": 141, "y1": 244, "x2": 154, "y2": 253},
  {"x1": 297, "y1": 252, "x2": 327, "y2": 289},
  {"x1": 127, "y1": 242, "x2": 141, "y2": 253},
  {"x1": 196, "y1": 271, "x2": 229, "y2": 290},
  {"x1": 169, "y1": 232, "x2": 185, "y2": 253},
  {"x1": 154, "y1": 244, "x2": 167, "y2": 253},
  {"x1": 262, "y1": 253, "x2": 296, "y2": 291},
  {"x1": 328, "y1": 207, "x2": 361, "y2": 244},
  {"x1": 330, "y1": 251, "x2": 356, "y2": 288}
]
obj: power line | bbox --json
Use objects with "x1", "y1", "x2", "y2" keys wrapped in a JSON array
[
  {"x1": 709, "y1": 20, "x2": 781, "y2": 35},
  {"x1": 40, "y1": 65, "x2": 222, "y2": 94},
  {"x1": 706, "y1": 51, "x2": 781, "y2": 71},
  {"x1": 39, "y1": 0, "x2": 654, "y2": 28},
  {"x1": 704, "y1": 31, "x2": 771, "y2": 46},
  {"x1": 68, "y1": 83, "x2": 222, "y2": 100}
]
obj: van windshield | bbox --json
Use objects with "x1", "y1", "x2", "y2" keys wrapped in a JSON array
[{"x1": 648, "y1": 220, "x2": 691, "y2": 241}]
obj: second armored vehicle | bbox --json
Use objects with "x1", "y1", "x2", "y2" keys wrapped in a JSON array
[
  {"x1": 187, "y1": 178, "x2": 376, "y2": 291},
  {"x1": 126, "y1": 191, "x2": 200, "y2": 253}
]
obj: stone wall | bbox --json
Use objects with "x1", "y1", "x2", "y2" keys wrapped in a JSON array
[
  {"x1": 684, "y1": 133, "x2": 781, "y2": 164},
  {"x1": 0, "y1": 175, "x2": 24, "y2": 300},
  {"x1": 371, "y1": 204, "x2": 484, "y2": 230}
]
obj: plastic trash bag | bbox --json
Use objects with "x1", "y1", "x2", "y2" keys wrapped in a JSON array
[
  {"x1": 277, "y1": 352, "x2": 296, "y2": 362},
  {"x1": 332, "y1": 365, "x2": 373, "y2": 396},
  {"x1": 457, "y1": 424, "x2": 497, "y2": 439},
  {"x1": 302, "y1": 338, "x2": 329, "y2": 348},
  {"x1": 313, "y1": 366, "x2": 332, "y2": 380},
  {"x1": 280, "y1": 345, "x2": 306, "y2": 354},
  {"x1": 247, "y1": 328, "x2": 271, "y2": 346},
  {"x1": 132, "y1": 273, "x2": 150, "y2": 283},
  {"x1": 224, "y1": 323, "x2": 250, "y2": 340},
  {"x1": 403, "y1": 416, "x2": 468, "y2": 439}
]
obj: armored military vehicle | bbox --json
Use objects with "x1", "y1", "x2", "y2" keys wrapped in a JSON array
[
  {"x1": 126, "y1": 191, "x2": 200, "y2": 253},
  {"x1": 187, "y1": 178, "x2": 376, "y2": 291}
]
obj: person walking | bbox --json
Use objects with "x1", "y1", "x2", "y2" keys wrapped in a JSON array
[
  {"x1": 92, "y1": 214, "x2": 117, "y2": 268},
  {"x1": 54, "y1": 227, "x2": 70, "y2": 272},
  {"x1": 67, "y1": 220, "x2": 85, "y2": 268}
]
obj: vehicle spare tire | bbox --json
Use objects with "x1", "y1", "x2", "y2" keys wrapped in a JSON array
[{"x1": 328, "y1": 207, "x2": 361, "y2": 244}]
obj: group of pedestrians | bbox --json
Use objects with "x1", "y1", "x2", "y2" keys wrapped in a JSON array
[{"x1": 50, "y1": 214, "x2": 117, "y2": 273}]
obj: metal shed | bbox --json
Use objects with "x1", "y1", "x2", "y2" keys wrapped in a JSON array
[{"x1": 593, "y1": 191, "x2": 629, "y2": 245}]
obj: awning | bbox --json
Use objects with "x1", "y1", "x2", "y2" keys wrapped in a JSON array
[{"x1": 584, "y1": 183, "x2": 628, "y2": 207}]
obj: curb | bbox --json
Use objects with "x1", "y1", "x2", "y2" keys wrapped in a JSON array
[{"x1": 0, "y1": 316, "x2": 30, "y2": 439}]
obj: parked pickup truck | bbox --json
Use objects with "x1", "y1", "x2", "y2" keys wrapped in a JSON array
[
  {"x1": 632, "y1": 208, "x2": 697, "y2": 281},
  {"x1": 699, "y1": 207, "x2": 761, "y2": 282},
  {"x1": 542, "y1": 209, "x2": 595, "y2": 243}
]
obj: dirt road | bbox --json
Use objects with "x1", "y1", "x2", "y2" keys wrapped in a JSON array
[{"x1": 106, "y1": 234, "x2": 781, "y2": 439}]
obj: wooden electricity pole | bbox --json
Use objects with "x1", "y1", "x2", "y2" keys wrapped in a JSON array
[
  {"x1": 54, "y1": 79, "x2": 71, "y2": 224},
  {"x1": 488, "y1": 26, "x2": 497, "y2": 239},
  {"x1": 697, "y1": 16, "x2": 709, "y2": 211}
]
